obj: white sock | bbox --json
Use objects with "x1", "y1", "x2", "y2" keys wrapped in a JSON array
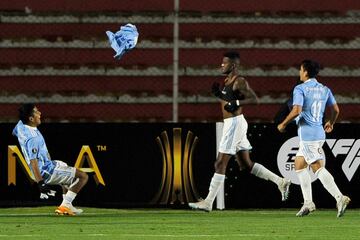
[
  {"x1": 296, "y1": 168, "x2": 313, "y2": 203},
  {"x1": 251, "y1": 163, "x2": 282, "y2": 186},
  {"x1": 316, "y1": 167, "x2": 342, "y2": 202},
  {"x1": 61, "y1": 190, "x2": 77, "y2": 206},
  {"x1": 205, "y1": 173, "x2": 225, "y2": 204}
]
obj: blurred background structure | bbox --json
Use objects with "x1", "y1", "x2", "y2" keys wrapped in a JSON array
[{"x1": 0, "y1": 0, "x2": 359, "y2": 122}]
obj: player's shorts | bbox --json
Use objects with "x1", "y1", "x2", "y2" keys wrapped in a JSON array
[
  {"x1": 218, "y1": 114, "x2": 252, "y2": 155},
  {"x1": 296, "y1": 140, "x2": 325, "y2": 164},
  {"x1": 44, "y1": 160, "x2": 76, "y2": 186}
]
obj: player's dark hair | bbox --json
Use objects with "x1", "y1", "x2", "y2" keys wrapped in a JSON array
[
  {"x1": 19, "y1": 103, "x2": 36, "y2": 124},
  {"x1": 224, "y1": 51, "x2": 240, "y2": 61},
  {"x1": 301, "y1": 59, "x2": 320, "y2": 78}
]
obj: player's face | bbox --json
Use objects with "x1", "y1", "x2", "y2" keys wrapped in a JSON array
[
  {"x1": 299, "y1": 65, "x2": 308, "y2": 81},
  {"x1": 29, "y1": 107, "x2": 41, "y2": 126},
  {"x1": 221, "y1": 57, "x2": 234, "y2": 74}
]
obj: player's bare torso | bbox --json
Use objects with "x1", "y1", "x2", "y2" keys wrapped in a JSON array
[{"x1": 221, "y1": 75, "x2": 244, "y2": 119}]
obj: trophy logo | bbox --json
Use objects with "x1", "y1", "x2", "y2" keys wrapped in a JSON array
[{"x1": 152, "y1": 128, "x2": 200, "y2": 205}]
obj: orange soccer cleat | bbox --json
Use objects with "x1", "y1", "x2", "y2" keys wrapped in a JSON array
[{"x1": 55, "y1": 205, "x2": 75, "y2": 216}]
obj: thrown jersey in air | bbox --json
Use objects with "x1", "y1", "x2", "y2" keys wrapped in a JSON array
[
  {"x1": 292, "y1": 78, "x2": 336, "y2": 141},
  {"x1": 221, "y1": 76, "x2": 245, "y2": 101},
  {"x1": 12, "y1": 120, "x2": 56, "y2": 176}
]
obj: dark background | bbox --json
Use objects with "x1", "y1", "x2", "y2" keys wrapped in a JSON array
[
  {"x1": 0, "y1": 123, "x2": 359, "y2": 209},
  {"x1": 0, "y1": 123, "x2": 216, "y2": 208}
]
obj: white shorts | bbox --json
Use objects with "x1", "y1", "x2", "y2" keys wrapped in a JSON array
[
  {"x1": 45, "y1": 160, "x2": 76, "y2": 186},
  {"x1": 218, "y1": 115, "x2": 252, "y2": 155},
  {"x1": 296, "y1": 140, "x2": 325, "y2": 164}
]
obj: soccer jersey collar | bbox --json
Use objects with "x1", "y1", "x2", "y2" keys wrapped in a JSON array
[
  {"x1": 304, "y1": 78, "x2": 317, "y2": 83},
  {"x1": 25, "y1": 124, "x2": 37, "y2": 131}
]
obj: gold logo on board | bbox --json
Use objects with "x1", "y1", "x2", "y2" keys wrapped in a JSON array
[
  {"x1": 7, "y1": 145, "x2": 104, "y2": 186},
  {"x1": 152, "y1": 128, "x2": 200, "y2": 205}
]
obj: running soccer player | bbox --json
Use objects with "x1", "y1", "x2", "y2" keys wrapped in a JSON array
[
  {"x1": 12, "y1": 103, "x2": 88, "y2": 215},
  {"x1": 277, "y1": 59, "x2": 350, "y2": 217},
  {"x1": 188, "y1": 51, "x2": 291, "y2": 212}
]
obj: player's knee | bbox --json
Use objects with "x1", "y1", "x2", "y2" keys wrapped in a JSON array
[
  {"x1": 78, "y1": 171, "x2": 88, "y2": 185},
  {"x1": 237, "y1": 160, "x2": 254, "y2": 172},
  {"x1": 82, "y1": 172, "x2": 89, "y2": 184},
  {"x1": 238, "y1": 165, "x2": 251, "y2": 172},
  {"x1": 238, "y1": 165, "x2": 248, "y2": 172},
  {"x1": 310, "y1": 161, "x2": 322, "y2": 173},
  {"x1": 247, "y1": 161, "x2": 255, "y2": 170},
  {"x1": 214, "y1": 160, "x2": 226, "y2": 173}
]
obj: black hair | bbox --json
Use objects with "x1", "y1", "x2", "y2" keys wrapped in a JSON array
[
  {"x1": 223, "y1": 51, "x2": 240, "y2": 61},
  {"x1": 301, "y1": 59, "x2": 320, "y2": 78},
  {"x1": 19, "y1": 103, "x2": 36, "y2": 124}
]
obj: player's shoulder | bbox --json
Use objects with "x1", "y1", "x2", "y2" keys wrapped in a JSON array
[
  {"x1": 25, "y1": 135, "x2": 40, "y2": 144},
  {"x1": 233, "y1": 76, "x2": 249, "y2": 91},
  {"x1": 294, "y1": 83, "x2": 304, "y2": 92},
  {"x1": 320, "y1": 82, "x2": 330, "y2": 91},
  {"x1": 233, "y1": 75, "x2": 247, "y2": 86},
  {"x1": 234, "y1": 75, "x2": 246, "y2": 81},
  {"x1": 23, "y1": 128, "x2": 42, "y2": 142},
  {"x1": 316, "y1": 81, "x2": 332, "y2": 92}
]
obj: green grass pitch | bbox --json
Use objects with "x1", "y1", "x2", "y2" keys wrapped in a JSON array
[{"x1": 0, "y1": 207, "x2": 359, "y2": 239}]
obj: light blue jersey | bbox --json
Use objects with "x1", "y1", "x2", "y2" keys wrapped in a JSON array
[
  {"x1": 12, "y1": 120, "x2": 56, "y2": 177},
  {"x1": 292, "y1": 78, "x2": 336, "y2": 141}
]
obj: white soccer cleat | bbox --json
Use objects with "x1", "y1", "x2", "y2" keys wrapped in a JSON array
[
  {"x1": 278, "y1": 178, "x2": 291, "y2": 201},
  {"x1": 68, "y1": 204, "x2": 83, "y2": 215},
  {"x1": 296, "y1": 201, "x2": 316, "y2": 217},
  {"x1": 336, "y1": 195, "x2": 350, "y2": 218},
  {"x1": 188, "y1": 200, "x2": 212, "y2": 212}
]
